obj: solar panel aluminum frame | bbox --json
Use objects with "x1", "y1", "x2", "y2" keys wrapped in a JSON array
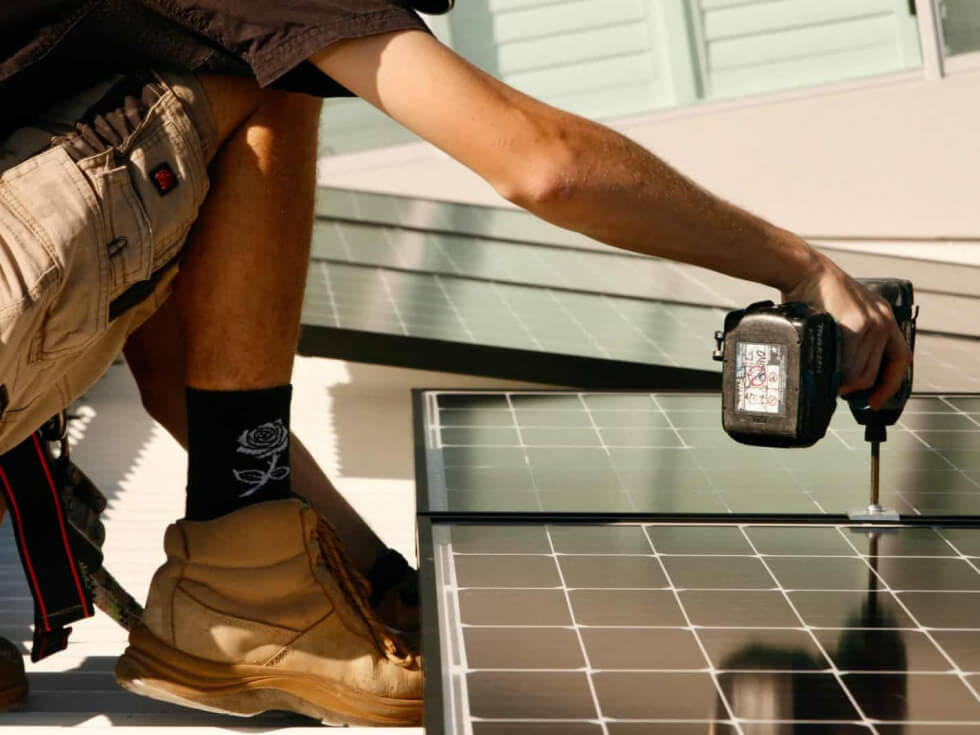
[
  {"x1": 299, "y1": 326, "x2": 722, "y2": 391},
  {"x1": 412, "y1": 388, "x2": 980, "y2": 525},
  {"x1": 418, "y1": 516, "x2": 450, "y2": 734}
]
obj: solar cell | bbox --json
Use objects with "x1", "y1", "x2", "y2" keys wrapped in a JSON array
[
  {"x1": 416, "y1": 391, "x2": 980, "y2": 519},
  {"x1": 420, "y1": 519, "x2": 980, "y2": 734}
]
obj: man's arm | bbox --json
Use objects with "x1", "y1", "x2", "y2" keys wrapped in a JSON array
[{"x1": 309, "y1": 31, "x2": 910, "y2": 408}]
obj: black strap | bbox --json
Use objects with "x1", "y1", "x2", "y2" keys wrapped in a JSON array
[{"x1": 0, "y1": 430, "x2": 95, "y2": 662}]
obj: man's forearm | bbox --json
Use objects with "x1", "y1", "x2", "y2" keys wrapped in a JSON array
[{"x1": 510, "y1": 111, "x2": 818, "y2": 295}]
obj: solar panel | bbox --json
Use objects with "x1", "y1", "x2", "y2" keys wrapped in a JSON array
[
  {"x1": 316, "y1": 189, "x2": 980, "y2": 293},
  {"x1": 306, "y1": 195, "x2": 980, "y2": 390},
  {"x1": 311, "y1": 219, "x2": 980, "y2": 339},
  {"x1": 301, "y1": 260, "x2": 980, "y2": 391},
  {"x1": 311, "y1": 220, "x2": 760, "y2": 309},
  {"x1": 316, "y1": 187, "x2": 980, "y2": 300},
  {"x1": 914, "y1": 334, "x2": 980, "y2": 393},
  {"x1": 419, "y1": 519, "x2": 980, "y2": 734},
  {"x1": 416, "y1": 391, "x2": 980, "y2": 519},
  {"x1": 317, "y1": 187, "x2": 605, "y2": 252},
  {"x1": 300, "y1": 262, "x2": 724, "y2": 388}
]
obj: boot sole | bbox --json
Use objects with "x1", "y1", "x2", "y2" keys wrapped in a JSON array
[
  {"x1": 0, "y1": 682, "x2": 28, "y2": 712},
  {"x1": 115, "y1": 625, "x2": 422, "y2": 726}
]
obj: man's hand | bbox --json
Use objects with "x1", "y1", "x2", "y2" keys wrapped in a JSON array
[{"x1": 783, "y1": 252, "x2": 912, "y2": 410}]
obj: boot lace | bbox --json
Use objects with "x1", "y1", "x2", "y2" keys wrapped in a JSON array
[{"x1": 315, "y1": 515, "x2": 420, "y2": 671}]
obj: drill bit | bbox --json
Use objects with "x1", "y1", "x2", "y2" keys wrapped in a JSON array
[
  {"x1": 849, "y1": 430, "x2": 897, "y2": 521},
  {"x1": 869, "y1": 440, "x2": 880, "y2": 510}
]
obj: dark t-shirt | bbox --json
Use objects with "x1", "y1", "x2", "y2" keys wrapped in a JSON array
[{"x1": 0, "y1": 0, "x2": 429, "y2": 137}]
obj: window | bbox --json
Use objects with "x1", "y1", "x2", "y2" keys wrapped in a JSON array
[{"x1": 939, "y1": 0, "x2": 980, "y2": 56}]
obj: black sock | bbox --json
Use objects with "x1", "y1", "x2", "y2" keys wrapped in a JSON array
[{"x1": 184, "y1": 385, "x2": 293, "y2": 521}]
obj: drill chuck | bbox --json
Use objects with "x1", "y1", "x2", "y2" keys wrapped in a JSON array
[{"x1": 844, "y1": 279, "x2": 917, "y2": 436}]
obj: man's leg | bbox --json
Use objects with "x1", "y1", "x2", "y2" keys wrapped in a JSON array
[
  {"x1": 123, "y1": 79, "x2": 416, "y2": 626},
  {"x1": 162, "y1": 77, "x2": 320, "y2": 521},
  {"x1": 125, "y1": 298, "x2": 388, "y2": 574},
  {"x1": 176, "y1": 76, "x2": 317, "y2": 392},
  {"x1": 115, "y1": 75, "x2": 421, "y2": 725}
]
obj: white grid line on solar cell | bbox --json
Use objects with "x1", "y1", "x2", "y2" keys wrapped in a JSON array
[
  {"x1": 734, "y1": 527, "x2": 879, "y2": 729},
  {"x1": 599, "y1": 295, "x2": 677, "y2": 366},
  {"x1": 578, "y1": 392, "x2": 642, "y2": 512},
  {"x1": 503, "y1": 393, "x2": 544, "y2": 514},
  {"x1": 648, "y1": 391, "x2": 733, "y2": 514},
  {"x1": 545, "y1": 525, "x2": 610, "y2": 733},
  {"x1": 546, "y1": 290, "x2": 613, "y2": 360},
  {"x1": 913, "y1": 335, "x2": 980, "y2": 392},
  {"x1": 317, "y1": 261, "x2": 341, "y2": 328},
  {"x1": 490, "y1": 280, "x2": 545, "y2": 351},
  {"x1": 434, "y1": 273, "x2": 477, "y2": 342},
  {"x1": 636, "y1": 524, "x2": 745, "y2": 734},
  {"x1": 832, "y1": 528, "x2": 980, "y2": 707},
  {"x1": 376, "y1": 268, "x2": 410, "y2": 336}
]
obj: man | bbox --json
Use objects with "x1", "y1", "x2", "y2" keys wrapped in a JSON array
[{"x1": 0, "y1": 0, "x2": 911, "y2": 725}]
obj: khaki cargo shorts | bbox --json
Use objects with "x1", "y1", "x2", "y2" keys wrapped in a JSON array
[{"x1": 0, "y1": 70, "x2": 217, "y2": 454}]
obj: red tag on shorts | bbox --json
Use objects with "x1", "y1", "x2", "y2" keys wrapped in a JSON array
[{"x1": 150, "y1": 163, "x2": 178, "y2": 195}]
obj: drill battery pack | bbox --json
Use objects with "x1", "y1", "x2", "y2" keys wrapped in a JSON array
[{"x1": 713, "y1": 301, "x2": 841, "y2": 447}]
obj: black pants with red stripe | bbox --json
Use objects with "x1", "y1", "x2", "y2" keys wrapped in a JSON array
[{"x1": 0, "y1": 431, "x2": 93, "y2": 661}]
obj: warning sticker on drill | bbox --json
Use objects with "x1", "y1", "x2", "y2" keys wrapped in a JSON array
[{"x1": 735, "y1": 342, "x2": 786, "y2": 415}]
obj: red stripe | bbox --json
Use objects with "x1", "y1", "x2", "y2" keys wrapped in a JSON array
[
  {"x1": 33, "y1": 434, "x2": 91, "y2": 618},
  {"x1": 0, "y1": 465, "x2": 51, "y2": 630}
]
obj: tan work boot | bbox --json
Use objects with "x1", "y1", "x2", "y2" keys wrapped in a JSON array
[{"x1": 115, "y1": 499, "x2": 422, "y2": 726}]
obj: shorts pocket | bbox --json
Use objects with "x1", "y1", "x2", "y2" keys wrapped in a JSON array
[
  {"x1": 120, "y1": 89, "x2": 208, "y2": 268},
  {"x1": 77, "y1": 151, "x2": 154, "y2": 304},
  {"x1": 0, "y1": 146, "x2": 110, "y2": 361}
]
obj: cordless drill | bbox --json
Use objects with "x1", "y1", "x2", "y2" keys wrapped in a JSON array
[{"x1": 712, "y1": 278, "x2": 917, "y2": 519}]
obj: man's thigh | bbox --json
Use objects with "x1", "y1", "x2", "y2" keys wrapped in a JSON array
[{"x1": 0, "y1": 70, "x2": 217, "y2": 454}]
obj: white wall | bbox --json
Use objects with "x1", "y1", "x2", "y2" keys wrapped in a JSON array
[{"x1": 319, "y1": 63, "x2": 980, "y2": 240}]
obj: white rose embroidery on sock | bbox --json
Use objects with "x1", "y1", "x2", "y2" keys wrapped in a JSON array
[{"x1": 233, "y1": 419, "x2": 290, "y2": 497}]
